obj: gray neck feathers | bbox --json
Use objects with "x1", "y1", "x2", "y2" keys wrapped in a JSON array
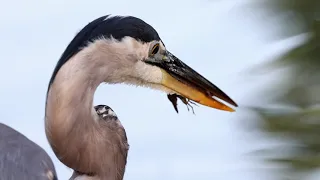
[{"x1": 45, "y1": 40, "x2": 129, "y2": 180}]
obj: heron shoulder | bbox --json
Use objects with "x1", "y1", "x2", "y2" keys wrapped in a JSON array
[{"x1": 94, "y1": 104, "x2": 129, "y2": 149}]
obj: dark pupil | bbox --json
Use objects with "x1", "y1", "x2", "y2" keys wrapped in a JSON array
[{"x1": 152, "y1": 45, "x2": 159, "y2": 54}]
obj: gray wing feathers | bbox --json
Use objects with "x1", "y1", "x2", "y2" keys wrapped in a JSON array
[{"x1": 0, "y1": 123, "x2": 57, "y2": 180}]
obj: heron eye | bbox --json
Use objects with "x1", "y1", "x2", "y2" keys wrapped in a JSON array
[{"x1": 150, "y1": 43, "x2": 160, "y2": 55}]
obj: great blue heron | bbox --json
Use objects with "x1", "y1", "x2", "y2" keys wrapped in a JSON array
[
  {"x1": 1, "y1": 14, "x2": 237, "y2": 180},
  {"x1": 45, "y1": 14, "x2": 237, "y2": 179}
]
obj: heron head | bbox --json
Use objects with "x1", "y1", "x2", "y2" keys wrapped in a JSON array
[
  {"x1": 99, "y1": 16, "x2": 238, "y2": 112},
  {"x1": 53, "y1": 15, "x2": 238, "y2": 113},
  {"x1": 136, "y1": 39, "x2": 238, "y2": 112}
]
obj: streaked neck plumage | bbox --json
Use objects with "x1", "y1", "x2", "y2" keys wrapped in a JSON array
[{"x1": 45, "y1": 38, "x2": 143, "y2": 180}]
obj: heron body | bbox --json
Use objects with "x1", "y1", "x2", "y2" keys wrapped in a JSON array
[
  {"x1": 43, "y1": 14, "x2": 238, "y2": 179},
  {"x1": 69, "y1": 105, "x2": 128, "y2": 180},
  {"x1": 0, "y1": 123, "x2": 57, "y2": 180}
]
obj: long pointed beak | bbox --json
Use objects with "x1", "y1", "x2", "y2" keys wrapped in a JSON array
[{"x1": 147, "y1": 51, "x2": 238, "y2": 112}]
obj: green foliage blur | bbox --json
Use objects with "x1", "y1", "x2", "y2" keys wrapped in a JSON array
[{"x1": 247, "y1": 0, "x2": 320, "y2": 179}]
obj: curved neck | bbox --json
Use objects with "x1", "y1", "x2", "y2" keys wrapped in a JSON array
[
  {"x1": 45, "y1": 53, "x2": 101, "y2": 170},
  {"x1": 45, "y1": 43, "x2": 128, "y2": 179}
]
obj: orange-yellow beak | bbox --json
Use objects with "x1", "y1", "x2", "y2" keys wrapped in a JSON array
[
  {"x1": 161, "y1": 69, "x2": 235, "y2": 112},
  {"x1": 146, "y1": 51, "x2": 238, "y2": 112}
]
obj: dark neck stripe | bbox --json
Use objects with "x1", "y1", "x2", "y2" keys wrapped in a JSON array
[
  {"x1": 48, "y1": 15, "x2": 110, "y2": 88},
  {"x1": 47, "y1": 14, "x2": 161, "y2": 92}
]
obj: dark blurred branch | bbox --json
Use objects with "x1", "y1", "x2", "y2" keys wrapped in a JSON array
[{"x1": 245, "y1": 0, "x2": 320, "y2": 179}]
